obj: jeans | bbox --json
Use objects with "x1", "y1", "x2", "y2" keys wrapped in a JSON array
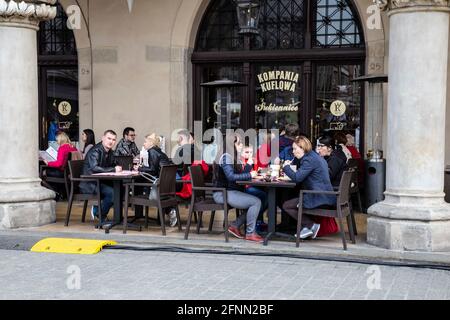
[
  {"x1": 96, "y1": 184, "x2": 114, "y2": 218},
  {"x1": 213, "y1": 190, "x2": 261, "y2": 235},
  {"x1": 245, "y1": 187, "x2": 268, "y2": 221}
]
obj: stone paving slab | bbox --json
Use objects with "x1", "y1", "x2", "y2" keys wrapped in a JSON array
[{"x1": 0, "y1": 249, "x2": 449, "y2": 300}]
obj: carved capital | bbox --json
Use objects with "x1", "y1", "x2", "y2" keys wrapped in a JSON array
[
  {"x1": 0, "y1": 0, "x2": 57, "y2": 30},
  {"x1": 377, "y1": 0, "x2": 450, "y2": 12}
]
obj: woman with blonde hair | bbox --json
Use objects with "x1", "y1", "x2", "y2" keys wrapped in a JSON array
[
  {"x1": 135, "y1": 133, "x2": 178, "y2": 227},
  {"x1": 45, "y1": 132, "x2": 77, "y2": 177},
  {"x1": 136, "y1": 133, "x2": 171, "y2": 176},
  {"x1": 42, "y1": 131, "x2": 77, "y2": 199}
]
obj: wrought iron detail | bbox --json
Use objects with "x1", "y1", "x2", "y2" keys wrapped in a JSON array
[
  {"x1": 251, "y1": 0, "x2": 306, "y2": 50},
  {"x1": 197, "y1": 0, "x2": 244, "y2": 51},
  {"x1": 197, "y1": 0, "x2": 363, "y2": 51},
  {"x1": 38, "y1": 2, "x2": 77, "y2": 56},
  {"x1": 313, "y1": 0, "x2": 363, "y2": 48}
]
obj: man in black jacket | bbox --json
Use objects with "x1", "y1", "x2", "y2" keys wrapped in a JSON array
[
  {"x1": 114, "y1": 127, "x2": 139, "y2": 157},
  {"x1": 80, "y1": 130, "x2": 123, "y2": 221}
]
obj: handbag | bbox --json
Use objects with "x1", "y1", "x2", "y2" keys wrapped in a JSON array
[{"x1": 139, "y1": 172, "x2": 159, "y2": 201}]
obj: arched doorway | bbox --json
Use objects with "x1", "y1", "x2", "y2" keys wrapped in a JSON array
[
  {"x1": 192, "y1": 0, "x2": 366, "y2": 150},
  {"x1": 38, "y1": 2, "x2": 78, "y2": 150}
]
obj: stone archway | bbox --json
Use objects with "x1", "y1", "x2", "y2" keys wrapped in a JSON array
[{"x1": 169, "y1": 0, "x2": 387, "y2": 135}]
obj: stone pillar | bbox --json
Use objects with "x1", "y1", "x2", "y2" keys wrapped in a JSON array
[
  {"x1": 0, "y1": 0, "x2": 57, "y2": 229},
  {"x1": 368, "y1": 0, "x2": 450, "y2": 251}
]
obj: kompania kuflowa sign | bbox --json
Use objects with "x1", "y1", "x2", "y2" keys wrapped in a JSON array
[
  {"x1": 256, "y1": 70, "x2": 300, "y2": 112},
  {"x1": 257, "y1": 70, "x2": 300, "y2": 93}
]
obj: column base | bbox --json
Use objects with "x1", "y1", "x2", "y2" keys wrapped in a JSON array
[
  {"x1": 0, "y1": 180, "x2": 56, "y2": 229},
  {"x1": 0, "y1": 200, "x2": 56, "y2": 229},
  {"x1": 368, "y1": 201, "x2": 450, "y2": 252}
]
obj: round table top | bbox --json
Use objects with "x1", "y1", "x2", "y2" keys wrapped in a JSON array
[{"x1": 236, "y1": 178, "x2": 296, "y2": 188}]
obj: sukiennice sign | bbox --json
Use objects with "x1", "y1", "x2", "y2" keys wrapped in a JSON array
[{"x1": 255, "y1": 99, "x2": 300, "y2": 112}]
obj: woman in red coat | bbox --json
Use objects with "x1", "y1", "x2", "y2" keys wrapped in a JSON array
[{"x1": 45, "y1": 132, "x2": 77, "y2": 178}]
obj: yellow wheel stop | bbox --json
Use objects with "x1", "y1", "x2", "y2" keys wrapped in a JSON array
[{"x1": 30, "y1": 238, "x2": 117, "y2": 255}]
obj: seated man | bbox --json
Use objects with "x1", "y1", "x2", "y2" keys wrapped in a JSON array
[
  {"x1": 80, "y1": 130, "x2": 123, "y2": 222},
  {"x1": 114, "y1": 127, "x2": 139, "y2": 157},
  {"x1": 172, "y1": 129, "x2": 197, "y2": 179}
]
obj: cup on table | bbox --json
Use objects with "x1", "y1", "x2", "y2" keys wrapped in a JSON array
[{"x1": 270, "y1": 164, "x2": 280, "y2": 177}]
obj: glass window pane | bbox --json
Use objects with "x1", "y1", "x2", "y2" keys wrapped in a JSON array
[
  {"x1": 314, "y1": 64, "x2": 362, "y2": 149},
  {"x1": 38, "y1": 4, "x2": 77, "y2": 56},
  {"x1": 197, "y1": 0, "x2": 306, "y2": 51},
  {"x1": 202, "y1": 66, "x2": 243, "y2": 132},
  {"x1": 45, "y1": 69, "x2": 79, "y2": 145},
  {"x1": 255, "y1": 65, "x2": 302, "y2": 131},
  {"x1": 313, "y1": 0, "x2": 363, "y2": 48}
]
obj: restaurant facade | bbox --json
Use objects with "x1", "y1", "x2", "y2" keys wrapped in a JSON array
[{"x1": 1, "y1": 0, "x2": 450, "y2": 252}]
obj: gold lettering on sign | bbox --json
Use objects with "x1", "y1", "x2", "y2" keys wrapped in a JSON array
[
  {"x1": 257, "y1": 70, "x2": 300, "y2": 93},
  {"x1": 255, "y1": 99, "x2": 300, "y2": 113}
]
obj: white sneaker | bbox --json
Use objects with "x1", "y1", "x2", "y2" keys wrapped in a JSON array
[
  {"x1": 311, "y1": 224, "x2": 321, "y2": 239},
  {"x1": 295, "y1": 227, "x2": 313, "y2": 240},
  {"x1": 169, "y1": 209, "x2": 178, "y2": 227},
  {"x1": 90, "y1": 205, "x2": 99, "y2": 221}
]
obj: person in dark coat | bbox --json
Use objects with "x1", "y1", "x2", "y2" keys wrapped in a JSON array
[
  {"x1": 278, "y1": 123, "x2": 299, "y2": 154},
  {"x1": 316, "y1": 135, "x2": 348, "y2": 187},
  {"x1": 282, "y1": 136, "x2": 336, "y2": 240},
  {"x1": 137, "y1": 133, "x2": 172, "y2": 177},
  {"x1": 114, "y1": 127, "x2": 140, "y2": 157},
  {"x1": 134, "y1": 133, "x2": 178, "y2": 227},
  {"x1": 80, "y1": 130, "x2": 122, "y2": 222}
]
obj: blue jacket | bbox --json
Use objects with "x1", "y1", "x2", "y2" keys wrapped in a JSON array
[
  {"x1": 214, "y1": 154, "x2": 252, "y2": 192},
  {"x1": 279, "y1": 136, "x2": 294, "y2": 154},
  {"x1": 283, "y1": 151, "x2": 336, "y2": 209},
  {"x1": 279, "y1": 146, "x2": 294, "y2": 161}
]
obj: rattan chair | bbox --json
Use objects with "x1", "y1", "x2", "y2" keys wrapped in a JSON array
[
  {"x1": 347, "y1": 158, "x2": 362, "y2": 235},
  {"x1": 40, "y1": 151, "x2": 81, "y2": 199},
  {"x1": 296, "y1": 170, "x2": 356, "y2": 250},
  {"x1": 64, "y1": 160, "x2": 102, "y2": 227},
  {"x1": 185, "y1": 165, "x2": 234, "y2": 242},
  {"x1": 123, "y1": 164, "x2": 182, "y2": 235}
]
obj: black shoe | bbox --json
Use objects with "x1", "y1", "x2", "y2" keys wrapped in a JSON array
[
  {"x1": 276, "y1": 223, "x2": 296, "y2": 232},
  {"x1": 54, "y1": 192, "x2": 63, "y2": 202}
]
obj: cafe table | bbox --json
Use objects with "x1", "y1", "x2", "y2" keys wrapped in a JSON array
[
  {"x1": 81, "y1": 171, "x2": 141, "y2": 233},
  {"x1": 237, "y1": 177, "x2": 297, "y2": 246}
]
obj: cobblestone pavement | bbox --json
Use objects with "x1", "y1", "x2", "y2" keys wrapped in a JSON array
[{"x1": 0, "y1": 248, "x2": 449, "y2": 300}]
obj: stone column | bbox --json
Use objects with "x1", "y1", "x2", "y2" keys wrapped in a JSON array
[
  {"x1": 368, "y1": 0, "x2": 450, "y2": 251},
  {"x1": 0, "y1": 0, "x2": 57, "y2": 229}
]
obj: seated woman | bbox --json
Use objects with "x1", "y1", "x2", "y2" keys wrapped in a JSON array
[
  {"x1": 282, "y1": 136, "x2": 336, "y2": 240},
  {"x1": 42, "y1": 132, "x2": 77, "y2": 198},
  {"x1": 137, "y1": 133, "x2": 171, "y2": 176},
  {"x1": 81, "y1": 129, "x2": 96, "y2": 159},
  {"x1": 45, "y1": 132, "x2": 77, "y2": 178},
  {"x1": 213, "y1": 135, "x2": 263, "y2": 243},
  {"x1": 316, "y1": 135, "x2": 348, "y2": 188},
  {"x1": 135, "y1": 133, "x2": 177, "y2": 227},
  {"x1": 239, "y1": 143, "x2": 268, "y2": 232}
]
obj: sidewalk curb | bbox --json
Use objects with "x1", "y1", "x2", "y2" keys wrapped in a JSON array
[{"x1": 1, "y1": 229, "x2": 450, "y2": 267}]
